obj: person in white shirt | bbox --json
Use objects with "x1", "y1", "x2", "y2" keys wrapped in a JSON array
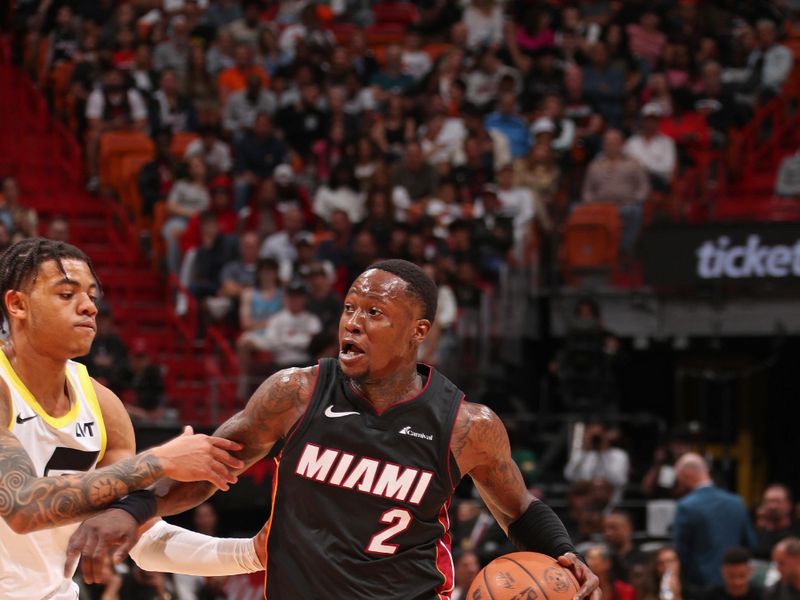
[
  {"x1": 752, "y1": 19, "x2": 794, "y2": 95},
  {"x1": 564, "y1": 421, "x2": 630, "y2": 505},
  {"x1": 312, "y1": 163, "x2": 365, "y2": 225},
  {"x1": 259, "y1": 206, "x2": 309, "y2": 266},
  {"x1": 401, "y1": 29, "x2": 432, "y2": 81},
  {"x1": 463, "y1": 0, "x2": 505, "y2": 50},
  {"x1": 623, "y1": 103, "x2": 676, "y2": 191},
  {"x1": 184, "y1": 125, "x2": 233, "y2": 175},
  {"x1": 495, "y1": 163, "x2": 536, "y2": 247}
]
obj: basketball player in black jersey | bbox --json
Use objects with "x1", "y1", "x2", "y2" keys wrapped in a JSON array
[{"x1": 71, "y1": 259, "x2": 600, "y2": 600}]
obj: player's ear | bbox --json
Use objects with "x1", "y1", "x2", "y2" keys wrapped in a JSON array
[
  {"x1": 4, "y1": 290, "x2": 27, "y2": 321},
  {"x1": 412, "y1": 318, "x2": 431, "y2": 345}
]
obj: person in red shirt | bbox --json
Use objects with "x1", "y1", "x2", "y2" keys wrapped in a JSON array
[
  {"x1": 659, "y1": 87, "x2": 710, "y2": 170},
  {"x1": 180, "y1": 175, "x2": 238, "y2": 253}
]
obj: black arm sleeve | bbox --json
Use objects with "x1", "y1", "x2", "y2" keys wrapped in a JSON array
[{"x1": 507, "y1": 500, "x2": 584, "y2": 562}]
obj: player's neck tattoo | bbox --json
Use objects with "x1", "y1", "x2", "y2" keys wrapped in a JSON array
[{"x1": 351, "y1": 367, "x2": 423, "y2": 409}]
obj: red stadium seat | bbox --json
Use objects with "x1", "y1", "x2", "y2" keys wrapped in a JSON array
[{"x1": 560, "y1": 202, "x2": 621, "y2": 271}]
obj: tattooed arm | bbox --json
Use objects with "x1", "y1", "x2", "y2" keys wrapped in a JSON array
[
  {"x1": 152, "y1": 365, "x2": 318, "y2": 516},
  {"x1": 0, "y1": 381, "x2": 242, "y2": 534},
  {"x1": 451, "y1": 401, "x2": 531, "y2": 530}
]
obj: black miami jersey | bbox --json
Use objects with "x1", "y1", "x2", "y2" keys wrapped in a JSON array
[{"x1": 263, "y1": 358, "x2": 464, "y2": 599}]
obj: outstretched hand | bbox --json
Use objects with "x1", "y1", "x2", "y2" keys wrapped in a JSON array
[
  {"x1": 64, "y1": 509, "x2": 141, "y2": 584},
  {"x1": 558, "y1": 552, "x2": 601, "y2": 600}
]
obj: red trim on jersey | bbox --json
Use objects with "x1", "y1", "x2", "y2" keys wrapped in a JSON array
[
  {"x1": 434, "y1": 499, "x2": 455, "y2": 599},
  {"x1": 281, "y1": 360, "x2": 323, "y2": 451},
  {"x1": 347, "y1": 362, "x2": 434, "y2": 416},
  {"x1": 263, "y1": 456, "x2": 281, "y2": 600},
  {"x1": 445, "y1": 394, "x2": 465, "y2": 492}
]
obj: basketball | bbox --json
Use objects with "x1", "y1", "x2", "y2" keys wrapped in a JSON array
[{"x1": 466, "y1": 552, "x2": 580, "y2": 600}]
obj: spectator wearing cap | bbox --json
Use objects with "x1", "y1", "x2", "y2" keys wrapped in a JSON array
[
  {"x1": 217, "y1": 43, "x2": 270, "y2": 105},
  {"x1": 705, "y1": 548, "x2": 762, "y2": 600},
  {"x1": 236, "y1": 280, "x2": 321, "y2": 399},
  {"x1": 163, "y1": 155, "x2": 210, "y2": 273},
  {"x1": 184, "y1": 124, "x2": 232, "y2": 175},
  {"x1": 484, "y1": 90, "x2": 531, "y2": 159},
  {"x1": 122, "y1": 338, "x2": 165, "y2": 425},
  {"x1": 582, "y1": 129, "x2": 650, "y2": 254},
  {"x1": 223, "y1": 72, "x2": 277, "y2": 141},
  {"x1": 624, "y1": 103, "x2": 677, "y2": 192},
  {"x1": 582, "y1": 41, "x2": 625, "y2": 128},
  {"x1": 233, "y1": 112, "x2": 287, "y2": 210},
  {"x1": 153, "y1": 16, "x2": 191, "y2": 74}
]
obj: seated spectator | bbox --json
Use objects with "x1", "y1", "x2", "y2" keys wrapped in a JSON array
[
  {"x1": 183, "y1": 44, "x2": 219, "y2": 122},
  {"x1": 303, "y1": 262, "x2": 341, "y2": 333},
  {"x1": 641, "y1": 71, "x2": 673, "y2": 118},
  {"x1": 582, "y1": 128, "x2": 650, "y2": 254},
  {"x1": 138, "y1": 129, "x2": 176, "y2": 218},
  {"x1": 371, "y1": 44, "x2": 415, "y2": 97},
  {"x1": 311, "y1": 118, "x2": 350, "y2": 184},
  {"x1": 313, "y1": 162, "x2": 364, "y2": 225},
  {"x1": 638, "y1": 547, "x2": 689, "y2": 600},
  {"x1": 77, "y1": 304, "x2": 128, "y2": 394},
  {"x1": 85, "y1": 68, "x2": 148, "y2": 192},
  {"x1": 451, "y1": 498, "x2": 512, "y2": 564},
  {"x1": 767, "y1": 538, "x2": 800, "y2": 600},
  {"x1": 260, "y1": 206, "x2": 310, "y2": 265},
  {"x1": 184, "y1": 124, "x2": 232, "y2": 175},
  {"x1": 752, "y1": 19, "x2": 794, "y2": 99},
  {"x1": 236, "y1": 280, "x2": 321, "y2": 398},
  {"x1": 275, "y1": 82, "x2": 328, "y2": 158},
  {"x1": 46, "y1": 216, "x2": 70, "y2": 243},
  {"x1": 122, "y1": 337, "x2": 165, "y2": 425},
  {"x1": 153, "y1": 15, "x2": 190, "y2": 74},
  {"x1": 755, "y1": 485, "x2": 800, "y2": 560},
  {"x1": 0, "y1": 176, "x2": 37, "y2": 237},
  {"x1": 603, "y1": 510, "x2": 648, "y2": 582},
  {"x1": 185, "y1": 210, "x2": 237, "y2": 303},
  {"x1": 317, "y1": 209, "x2": 355, "y2": 280},
  {"x1": 514, "y1": 142, "x2": 559, "y2": 226},
  {"x1": 640, "y1": 433, "x2": 693, "y2": 498},
  {"x1": 179, "y1": 175, "x2": 237, "y2": 252},
  {"x1": 467, "y1": 48, "x2": 520, "y2": 112},
  {"x1": 401, "y1": 29, "x2": 432, "y2": 82},
  {"x1": 162, "y1": 156, "x2": 210, "y2": 273},
  {"x1": 624, "y1": 103, "x2": 677, "y2": 192},
  {"x1": 258, "y1": 26, "x2": 291, "y2": 77},
  {"x1": 206, "y1": 28, "x2": 235, "y2": 77},
  {"x1": 659, "y1": 88, "x2": 710, "y2": 169},
  {"x1": 420, "y1": 111, "x2": 468, "y2": 168},
  {"x1": 225, "y1": 0, "x2": 262, "y2": 47},
  {"x1": 47, "y1": 5, "x2": 80, "y2": 70},
  {"x1": 149, "y1": 67, "x2": 196, "y2": 135},
  {"x1": 706, "y1": 548, "x2": 763, "y2": 600},
  {"x1": 463, "y1": 0, "x2": 504, "y2": 51},
  {"x1": 217, "y1": 42, "x2": 270, "y2": 105},
  {"x1": 239, "y1": 257, "x2": 284, "y2": 334},
  {"x1": 582, "y1": 41, "x2": 625, "y2": 127},
  {"x1": 774, "y1": 151, "x2": 800, "y2": 199},
  {"x1": 223, "y1": 71, "x2": 277, "y2": 140},
  {"x1": 539, "y1": 93, "x2": 576, "y2": 155},
  {"x1": 586, "y1": 543, "x2": 636, "y2": 600},
  {"x1": 495, "y1": 163, "x2": 536, "y2": 247},
  {"x1": 484, "y1": 90, "x2": 531, "y2": 160},
  {"x1": 277, "y1": 3, "x2": 334, "y2": 58},
  {"x1": 206, "y1": 231, "x2": 261, "y2": 324},
  {"x1": 564, "y1": 420, "x2": 630, "y2": 506},
  {"x1": 233, "y1": 112, "x2": 287, "y2": 210},
  {"x1": 391, "y1": 140, "x2": 440, "y2": 212},
  {"x1": 695, "y1": 61, "x2": 750, "y2": 143},
  {"x1": 626, "y1": 10, "x2": 667, "y2": 68}
]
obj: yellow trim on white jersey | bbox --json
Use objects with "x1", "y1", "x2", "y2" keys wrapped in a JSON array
[
  {"x1": 0, "y1": 351, "x2": 80, "y2": 429},
  {"x1": 75, "y1": 364, "x2": 107, "y2": 463}
]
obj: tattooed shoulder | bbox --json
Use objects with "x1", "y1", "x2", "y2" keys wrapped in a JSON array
[{"x1": 451, "y1": 401, "x2": 506, "y2": 475}]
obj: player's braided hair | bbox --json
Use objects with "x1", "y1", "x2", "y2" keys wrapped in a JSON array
[
  {"x1": 369, "y1": 259, "x2": 438, "y2": 323},
  {"x1": 0, "y1": 238, "x2": 100, "y2": 329}
]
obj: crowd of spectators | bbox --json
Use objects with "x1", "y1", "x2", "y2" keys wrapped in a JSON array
[{"x1": 12, "y1": 0, "x2": 797, "y2": 388}]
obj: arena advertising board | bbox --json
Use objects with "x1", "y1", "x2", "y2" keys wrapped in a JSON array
[{"x1": 642, "y1": 222, "x2": 800, "y2": 288}]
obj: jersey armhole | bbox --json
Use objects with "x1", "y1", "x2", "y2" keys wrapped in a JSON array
[{"x1": 444, "y1": 393, "x2": 465, "y2": 491}]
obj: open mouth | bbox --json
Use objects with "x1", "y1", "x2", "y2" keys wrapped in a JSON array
[{"x1": 340, "y1": 340, "x2": 366, "y2": 357}]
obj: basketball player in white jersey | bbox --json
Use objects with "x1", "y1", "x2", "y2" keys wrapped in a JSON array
[{"x1": 0, "y1": 238, "x2": 255, "y2": 599}]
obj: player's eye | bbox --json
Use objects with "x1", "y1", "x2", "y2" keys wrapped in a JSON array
[
  {"x1": 59, "y1": 292, "x2": 73, "y2": 300},
  {"x1": 343, "y1": 303, "x2": 353, "y2": 312},
  {"x1": 368, "y1": 307, "x2": 382, "y2": 317}
]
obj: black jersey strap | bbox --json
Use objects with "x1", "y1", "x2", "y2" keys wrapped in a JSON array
[{"x1": 507, "y1": 500, "x2": 584, "y2": 563}]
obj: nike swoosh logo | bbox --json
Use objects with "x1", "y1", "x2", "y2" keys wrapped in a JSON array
[
  {"x1": 16, "y1": 414, "x2": 37, "y2": 424},
  {"x1": 324, "y1": 405, "x2": 360, "y2": 418}
]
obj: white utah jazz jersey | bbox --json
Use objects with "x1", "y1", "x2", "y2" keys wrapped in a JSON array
[{"x1": 0, "y1": 351, "x2": 106, "y2": 600}]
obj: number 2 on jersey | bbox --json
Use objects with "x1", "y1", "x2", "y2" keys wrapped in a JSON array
[{"x1": 366, "y1": 508, "x2": 412, "y2": 555}]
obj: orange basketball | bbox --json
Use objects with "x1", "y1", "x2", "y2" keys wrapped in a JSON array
[{"x1": 466, "y1": 552, "x2": 580, "y2": 600}]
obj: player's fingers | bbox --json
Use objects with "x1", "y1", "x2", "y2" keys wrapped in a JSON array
[
  {"x1": 88, "y1": 537, "x2": 112, "y2": 584},
  {"x1": 79, "y1": 529, "x2": 100, "y2": 584},
  {"x1": 207, "y1": 436, "x2": 244, "y2": 452},
  {"x1": 64, "y1": 529, "x2": 86, "y2": 577},
  {"x1": 112, "y1": 533, "x2": 138, "y2": 564},
  {"x1": 206, "y1": 464, "x2": 232, "y2": 491},
  {"x1": 181, "y1": 425, "x2": 194, "y2": 436},
  {"x1": 209, "y1": 444, "x2": 245, "y2": 470}
]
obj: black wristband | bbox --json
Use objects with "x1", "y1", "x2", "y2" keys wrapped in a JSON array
[
  {"x1": 108, "y1": 490, "x2": 157, "y2": 525},
  {"x1": 507, "y1": 501, "x2": 584, "y2": 563}
]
